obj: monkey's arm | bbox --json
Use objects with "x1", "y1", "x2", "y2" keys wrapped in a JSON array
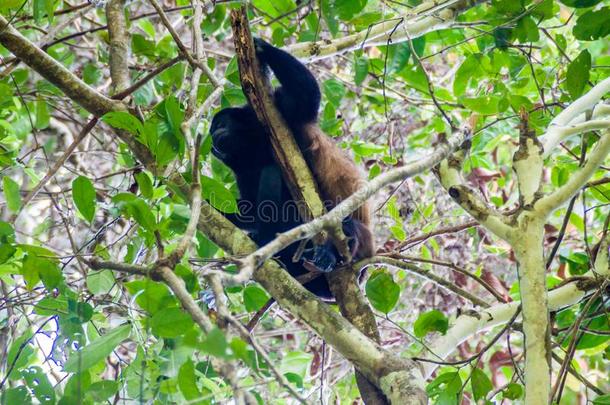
[{"x1": 254, "y1": 38, "x2": 321, "y2": 126}]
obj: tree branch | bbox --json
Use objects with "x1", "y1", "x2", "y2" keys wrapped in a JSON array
[
  {"x1": 0, "y1": 14, "x2": 122, "y2": 117},
  {"x1": 436, "y1": 156, "x2": 514, "y2": 241},
  {"x1": 421, "y1": 273, "x2": 607, "y2": 378},
  {"x1": 542, "y1": 77, "x2": 610, "y2": 156},
  {"x1": 0, "y1": 15, "x2": 155, "y2": 168},
  {"x1": 105, "y1": 0, "x2": 130, "y2": 94},
  {"x1": 537, "y1": 130, "x2": 610, "y2": 215},
  {"x1": 287, "y1": 0, "x2": 482, "y2": 61},
  {"x1": 232, "y1": 128, "x2": 469, "y2": 282},
  {"x1": 358, "y1": 256, "x2": 490, "y2": 307}
]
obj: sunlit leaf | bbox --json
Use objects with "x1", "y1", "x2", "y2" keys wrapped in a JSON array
[
  {"x1": 2, "y1": 177, "x2": 21, "y2": 213},
  {"x1": 566, "y1": 49, "x2": 591, "y2": 99},
  {"x1": 243, "y1": 285, "x2": 270, "y2": 312},
  {"x1": 64, "y1": 324, "x2": 131, "y2": 372},
  {"x1": 365, "y1": 271, "x2": 400, "y2": 313},
  {"x1": 72, "y1": 176, "x2": 97, "y2": 223},
  {"x1": 414, "y1": 310, "x2": 448, "y2": 338}
]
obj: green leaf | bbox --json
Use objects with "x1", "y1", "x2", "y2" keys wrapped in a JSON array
[
  {"x1": 560, "y1": 0, "x2": 603, "y2": 8},
  {"x1": 426, "y1": 371, "x2": 462, "y2": 397},
  {"x1": 35, "y1": 99, "x2": 50, "y2": 130},
  {"x1": 323, "y1": 79, "x2": 346, "y2": 107},
  {"x1": 243, "y1": 285, "x2": 270, "y2": 312},
  {"x1": 21, "y1": 254, "x2": 42, "y2": 288},
  {"x1": 284, "y1": 372, "x2": 303, "y2": 389},
  {"x1": 101, "y1": 111, "x2": 145, "y2": 140},
  {"x1": 354, "y1": 56, "x2": 368, "y2": 86},
  {"x1": 0, "y1": 244, "x2": 16, "y2": 265},
  {"x1": 34, "y1": 296, "x2": 68, "y2": 316},
  {"x1": 67, "y1": 299, "x2": 93, "y2": 325},
  {"x1": 351, "y1": 142, "x2": 386, "y2": 157},
  {"x1": 83, "y1": 63, "x2": 102, "y2": 85},
  {"x1": 401, "y1": 64, "x2": 430, "y2": 94},
  {"x1": 589, "y1": 182, "x2": 610, "y2": 203},
  {"x1": 201, "y1": 328, "x2": 231, "y2": 358},
  {"x1": 0, "y1": 387, "x2": 30, "y2": 404},
  {"x1": 0, "y1": 221, "x2": 14, "y2": 244},
  {"x1": 560, "y1": 252, "x2": 589, "y2": 276},
  {"x1": 37, "y1": 256, "x2": 62, "y2": 289},
  {"x1": 508, "y1": 94, "x2": 534, "y2": 113},
  {"x1": 86, "y1": 270, "x2": 116, "y2": 295},
  {"x1": 125, "y1": 280, "x2": 173, "y2": 314},
  {"x1": 196, "y1": 231, "x2": 219, "y2": 258},
  {"x1": 112, "y1": 193, "x2": 157, "y2": 232},
  {"x1": 88, "y1": 380, "x2": 119, "y2": 402},
  {"x1": 365, "y1": 271, "x2": 400, "y2": 313},
  {"x1": 321, "y1": 0, "x2": 339, "y2": 36},
  {"x1": 335, "y1": 0, "x2": 367, "y2": 20},
  {"x1": 566, "y1": 49, "x2": 591, "y2": 99},
  {"x1": 2, "y1": 177, "x2": 21, "y2": 213},
  {"x1": 576, "y1": 315, "x2": 610, "y2": 349},
  {"x1": 252, "y1": 0, "x2": 294, "y2": 17},
  {"x1": 72, "y1": 176, "x2": 96, "y2": 223},
  {"x1": 454, "y1": 55, "x2": 484, "y2": 97},
  {"x1": 551, "y1": 166, "x2": 570, "y2": 187},
  {"x1": 178, "y1": 359, "x2": 204, "y2": 404},
  {"x1": 515, "y1": 16, "x2": 540, "y2": 43},
  {"x1": 413, "y1": 310, "x2": 448, "y2": 338},
  {"x1": 389, "y1": 224, "x2": 406, "y2": 241},
  {"x1": 135, "y1": 171, "x2": 154, "y2": 199},
  {"x1": 0, "y1": 0, "x2": 24, "y2": 11},
  {"x1": 6, "y1": 333, "x2": 35, "y2": 379},
  {"x1": 151, "y1": 308, "x2": 195, "y2": 338},
  {"x1": 471, "y1": 368, "x2": 493, "y2": 401},
  {"x1": 222, "y1": 87, "x2": 247, "y2": 106},
  {"x1": 350, "y1": 12, "x2": 382, "y2": 30},
  {"x1": 21, "y1": 366, "x2": 55, "y2": 404},
  {"x1": 573, "y1": 8, "x2": 610, "y2": 41},
  {"x1": 33, "y1": 0, "x2": 45, "y2": 22},
  {"x1": 131, "y1": 34, "x2": 156, "y2": 58},
  {"x1": 388, "y1": 42, "x2": 411, "y2": 73},
  {"x1": 460, "y1": 95, "x2": 501, "y2": 115},
  {"x1": 593, "y1": 394, "x2": 610, "y2": 404},
  {"x1": 44, "y1": 0, "x2": 55, "y2": 22},
  {"x1": 64, "y1": 324, "x2": 131, "y2": 372},
  {"x1": 531, "y1": 0, "x2": 554, "y2": 20},
  {"x1": 164, "y1": 96, "x2": 184, "y2": 133},
  {"x1": 201, "y1": 176, "x2": 238, "y2": 214},
  {"x1": 503, "y1": 383, "x2": 524, "y2": 400},
  {"x1": 491, "y1": 0, "x2": 522, "y2": 14}
]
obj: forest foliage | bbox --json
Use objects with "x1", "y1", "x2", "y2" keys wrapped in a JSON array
[{"x1": 0, "y1": 0, "x2": 609, "y2": 403}]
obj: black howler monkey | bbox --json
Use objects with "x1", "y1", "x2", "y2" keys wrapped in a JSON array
[{"x1": 210, "y1": 38, "x2": 373, "y2": 298}]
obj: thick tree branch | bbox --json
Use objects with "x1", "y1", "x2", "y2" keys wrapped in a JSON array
[
  {"x1": 436, "y1": 153, "x2": 514, "y2": 241},
  {"x1": 195, "y1": 202, "x2": 426, "y2": 404},
  {"x1": 230, "y1": 8, "x2": 327, "y2": 225},
  {"x1": 105, "y1": 0, "x2": 130, "y2": 94},
  {"x1": 230, "y1": 8, "x2": 385, "y2": 402},
  {"x1": 288, "y1": 0, "x2": 482, "y2": 61},
  {"x1": 536, "y1": 130, "x2": 610, "y2": 215},
  {"x1": 0, "y1": 15, "x2": 155, "y2": 168},
  {"x1": 232, "y1": 128, "x2": 469, "y2": 282},
  {"x1": 0, "y1": 15, "x2": 121, "y2": 117},
  {"x1": 421, "y1": 273, "x2": 608, "y2": 378},
  {"x1": 543, "y1": 77, "x2": 610, "y2": 156}
]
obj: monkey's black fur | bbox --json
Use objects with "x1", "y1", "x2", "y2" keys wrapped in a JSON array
[{"x1": 210, "y1": 39, "x2": 373, "y2": 298}]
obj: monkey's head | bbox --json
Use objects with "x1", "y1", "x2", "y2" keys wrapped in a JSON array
[{"x1": 210, "y1": 106, "x2": 264, "y2": 163}]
